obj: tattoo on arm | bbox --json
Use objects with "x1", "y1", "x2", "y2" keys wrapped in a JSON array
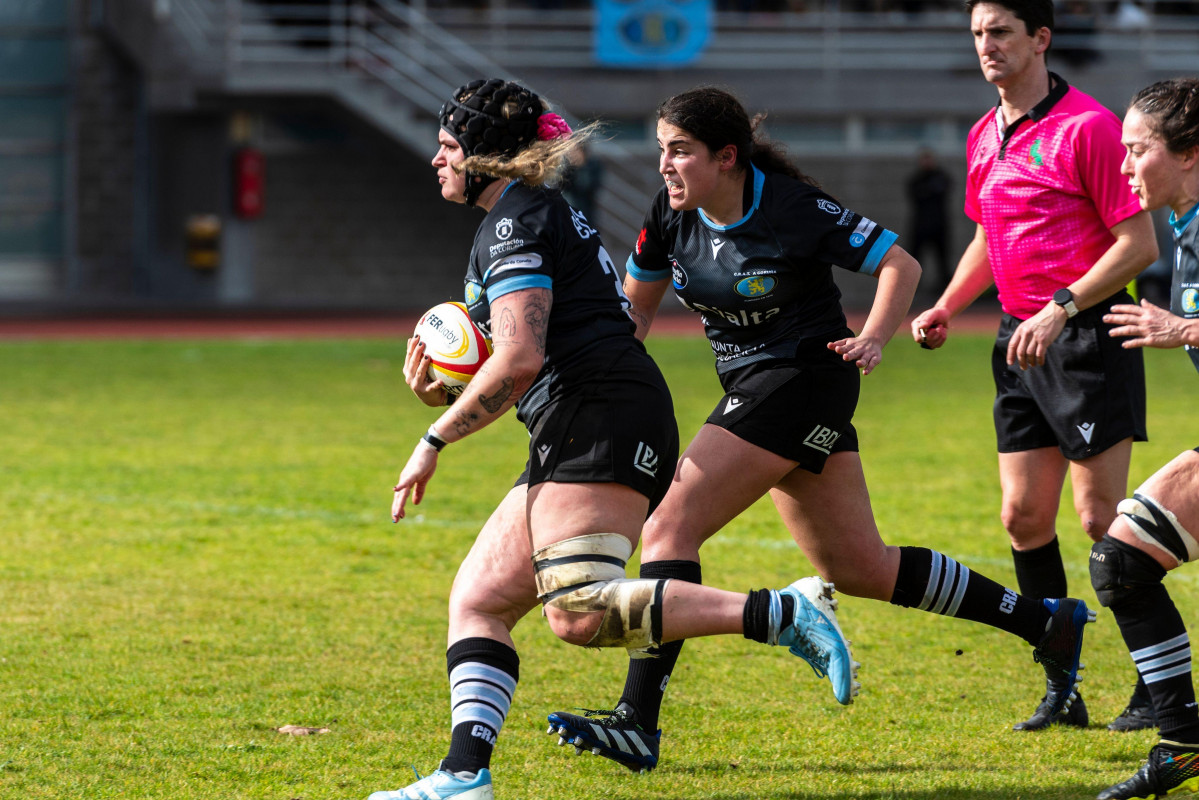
[
  {"x1": 496, "y1": 307, "x2": 518, "y2": 344},
  {"x1": 524, "y1": 294, "x2": 549, "y2": 355},
  {"x1": 478, "y1": 377, "x2": 514, "y2": 413},
  {"x1": 452, "y1": 408, "x2": 480, "y2": 437}
]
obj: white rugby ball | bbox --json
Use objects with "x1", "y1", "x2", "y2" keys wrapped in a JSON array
[{"x1": 414, "y1": 301, "x2": 493, "y2": 396}]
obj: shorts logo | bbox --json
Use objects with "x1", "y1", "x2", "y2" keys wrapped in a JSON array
[
  {"x1": 537, "y1": 443, "x2": 553, "y2": 465},
  {"x1": 1077, "y1": 422, "x2": 1096, "y2": 444},
  {"x1": 816, "y1": 199, "x2": 841, "y2": 215},
  {"x1": 496, "y1": 218, "x2": 514, "y2": 240},
  {"x1": 723, "y1": 397, "x2": 743, "y2": 415},
  {"x1": 1183, "y1": 288, "x2": 1199, "y2": 314},
  {"x1": 734, "y1": 276, "x2": 776, "y2": 297},
  {"x1": 803, "y1": 425, "x2": 841, "y2": 454},
  {"x1": 634, "y1": 442, "x2": 659, "y2": 476},
  {"x1": 464, "y1": 281, "x2": 483, "y2": 305},
  {"x1": 671, "y1": 260, "x2": 688, "y2": 289}
]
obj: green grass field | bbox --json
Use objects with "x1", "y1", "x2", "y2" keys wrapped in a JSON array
[{"x1": 0, "y1": 331, "x2": 1195, "y2": 799}]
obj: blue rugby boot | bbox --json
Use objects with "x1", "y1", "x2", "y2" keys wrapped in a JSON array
[
  {"x1": 546, "y1": 703, "x2": 659, "y2": 773},
  {"x1": 367, "y1": 764, "x2": 493, "y2": 800},
  {"x1": 1097, "y1": 742, "x2": 1199, "y2": 799},
  {"x1": 1014, "y1": 597, "x2": 1096, "y2": 731},
  {"x1": 774, "y1": 577, "x2": 860, "y2": 705}
]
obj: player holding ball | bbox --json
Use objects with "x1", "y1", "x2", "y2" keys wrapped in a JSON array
[{"x1": 373, "y1": 78, "x2": 860, "y2": 800}]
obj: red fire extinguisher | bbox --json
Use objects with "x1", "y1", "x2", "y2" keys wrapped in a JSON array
[{"x1": 233, "y1": 147, "x2": 264, "y2": 220}]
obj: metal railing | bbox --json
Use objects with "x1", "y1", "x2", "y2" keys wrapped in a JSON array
[{"x1": 137, "y1": 0, "x2": 1199, "y2": 251}]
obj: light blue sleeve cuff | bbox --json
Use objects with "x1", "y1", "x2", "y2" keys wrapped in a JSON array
[
  {"x1": 860, "y1": 229, "x2": 898, "y2": 275},
  {"x1": 488, "y1": 274, "x2": 553, "y2": 300},
  {"x1": 626, "y1": 255, "x2": 671, "y2": 283}
]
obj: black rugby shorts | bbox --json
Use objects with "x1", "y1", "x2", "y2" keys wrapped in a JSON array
[
  {"x1": 992, "y1": 291, "x2": 1147, "y2": 460},
  {"x1": 707, "y1": 340, "x2": 860, "y2": 474},
  {"x1": 516, "y1": 350, "x2": 679, "y2": 514}
]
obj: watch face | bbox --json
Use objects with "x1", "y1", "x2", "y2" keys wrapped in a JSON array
[{"x1": 1053, "y1": 288, "x2": 1072, "y2": 305}]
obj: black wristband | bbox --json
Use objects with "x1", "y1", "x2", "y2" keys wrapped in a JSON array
[{"x1": 421, "y1": 425, "x2": 447, "y2": 452}]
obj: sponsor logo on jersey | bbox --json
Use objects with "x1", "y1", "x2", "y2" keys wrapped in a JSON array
[
  {"x1": 837, "y1": 209, "x2": 855, "y2": 227},
  {"x1": 464, "y1": 281, "x2": 483, "y2": 305},
  {"x1": 636, "y1": 227, "x2": 648, "y2": 256},
  {"x1": 496, "y1": 217, "x2": 514, "y2": 240},
  {"x1": 816, "y1": 198, "x2": 841, "y2": 215},
  {"x1": 1077, "y1": 421, "x2": 1095, "y2": 444},
  {"x1": 571, "y1": 207, "x2": 597, "y2": 239},
  {"x1": 711, "y1": 237, "x2": 726, "y2": 259},
  {"x1": 1183, "y1": 288, "x2": 1199, "y2": 314},
  {"x1": 634, "y1": 441, "x2": 660, "y2": 477},
  {"x1": 849, "y1": 217, "x2": 877, "y2": 248},
  {"x1": 734, "y1": 275, "x2": 776, "y2": 297},
  {"x1": 488, "y1": 252, "x2": 543, "y2": 277},
  {"x1": 671, "y1": 260, "x2": 688, "y2": 289},
  {"x1": 680, "y1": 298, "x2": 781, "y2": 326},
  {"x1": 489, "y1": 238, "x2": 526, "y2": 258},
  {"x1": 803, "y1": 424, "x2": 841, "y2": 454},
  {"x1": 1029, "y1": 139, "x2": 1044, "y2": 167}
]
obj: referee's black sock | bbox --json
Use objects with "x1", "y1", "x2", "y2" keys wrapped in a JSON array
[
  {"x1": 619, "y1": 560, "x2": 701, "y2": 733},
  {"x1": 890, "y1": 546, "x2": 1049, "y2": 646},
  {"x1": 1011, "y1": 536, "x2": 1068, "y2": 600}
]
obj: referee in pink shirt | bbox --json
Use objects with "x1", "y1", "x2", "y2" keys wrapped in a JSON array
[{"x1": 911, "y1": 0, "x2": 1159, "y2": 732}]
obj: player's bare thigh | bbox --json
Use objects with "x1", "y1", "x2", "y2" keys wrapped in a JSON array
[{"x1": 640, "y1": 424, "x2": 798, "y2": 563}]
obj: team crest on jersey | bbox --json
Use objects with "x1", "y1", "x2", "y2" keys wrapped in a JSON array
[
  {"x1": 816, "y1": 199, "x2": 841, "y2": 215},
  {"x1": 1029, "y1": 139, "x2": 1044, "y2": 167},
  {"x1": 464, "y1": 281, "x2": 483, "y2": 305},
  {"x1": 671, "y1": 260, "x2": 688, "y2": 289},
  {"x1": 1183, "y1": 288, "x2": 1199, "y2": 315},
  {"x1": 734, "y1": 275, "x2": 776, "y2": 297},
  {"x1": 496, "y1": 218, "x2": 514, "y2": 240}
]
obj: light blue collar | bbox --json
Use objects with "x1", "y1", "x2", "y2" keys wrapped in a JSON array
[
  {"x1": 699, "y1": 164, "x2": 764, "y2": 231},
  {"x1": 1170, "y1": 202, "x2": 1198, "y2": 236}
]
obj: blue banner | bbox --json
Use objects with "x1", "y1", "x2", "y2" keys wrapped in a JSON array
[{"x1": 594, "y1": 0, "x2": 713, "y2": 68}]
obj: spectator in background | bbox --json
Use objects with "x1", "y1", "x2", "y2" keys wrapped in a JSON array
[{"x1": 907, "y1": 149, "x2": 953, "y2": 292}]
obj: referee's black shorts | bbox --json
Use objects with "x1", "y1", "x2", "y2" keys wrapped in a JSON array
[
  {"x1": 517, "y1": 345, "x2": 678, "y2": 514},
  {"x1": 992, "y1": 291, "x2": 1147, "y2": 460},
  {"x1": 706, "y1": 336, "x2": 860, "y2": 475}
]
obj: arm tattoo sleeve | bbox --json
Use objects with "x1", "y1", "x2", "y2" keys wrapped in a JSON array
[
  {"x1": 478, "y1": 377, "x2": 515, "y2": 413},
  {"x1": 524, "y1": 294, "x2": 550, "y2": 355}
]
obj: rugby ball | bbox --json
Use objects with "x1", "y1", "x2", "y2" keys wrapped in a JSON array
[{"x1": 414, "y1": 301, "x2": 492, "y2": 396}]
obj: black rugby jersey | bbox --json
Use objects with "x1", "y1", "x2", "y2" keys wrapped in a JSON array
[
  {"x1": 1169, "y1": 203, "x2": 1199, "y2": 375},
  {"x1": 627, "y1": 165, "x2": 897, "y2": 372},
  {"x1": 464, "y1": 181, "x2": 639, "y2": 420}
]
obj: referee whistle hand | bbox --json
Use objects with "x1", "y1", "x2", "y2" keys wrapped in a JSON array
[{"x1": 911, "y1": 309, "x2": 949, "y2": 350}]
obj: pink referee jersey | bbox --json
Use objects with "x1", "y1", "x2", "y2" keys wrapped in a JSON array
[{"x1": 965, "y1": 76, "x2": 1143, "y2": 319}]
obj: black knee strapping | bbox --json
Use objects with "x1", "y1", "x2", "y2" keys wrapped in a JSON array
[{"x1": 1090, "y1": 536, "x2": 1167, "y2": 609}]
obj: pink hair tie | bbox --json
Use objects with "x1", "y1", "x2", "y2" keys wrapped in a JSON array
[{"x1": 537, "y1": 113, "x2": 572, "y2": 141}]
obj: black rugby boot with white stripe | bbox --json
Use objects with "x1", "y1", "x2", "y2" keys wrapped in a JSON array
[{"x1": 546, "y1": 703, "x2": 659, "y2": 773}]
